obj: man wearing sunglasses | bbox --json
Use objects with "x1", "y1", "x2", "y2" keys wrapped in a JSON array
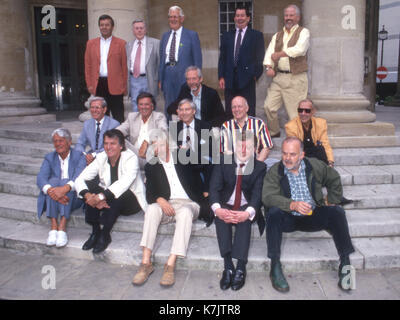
[{"x1": 285, "y1": 99, "x2": 353, "y2": 205}]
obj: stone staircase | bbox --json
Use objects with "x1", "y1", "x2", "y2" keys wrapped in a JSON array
[{"x1": 0, "y1": 121, "x2": 400, "y2": 273}]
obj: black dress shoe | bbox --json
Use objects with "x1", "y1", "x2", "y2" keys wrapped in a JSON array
[
  {"x1": 82, "y1": 232, "x2": 100, "y2": 251},
  {"x1": 220, "y1": 269, "x2": 234, "y2": 290},
  {"x1": 340, "y1": 196, "x2": 354, "y2": 206},
  {"x1": 92, "y1": 231, "x2": 111, "y2": 254},
  {"x1": 270, "y1": 261, "x2": 290, "y2": 293},
  {"x1": 231, "y1": 269, "x2": 246, "y2": 291}
]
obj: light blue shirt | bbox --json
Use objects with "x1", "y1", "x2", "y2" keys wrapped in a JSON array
[{"x1": 191, "y1": 86, "x2": 202, "y2": 120}]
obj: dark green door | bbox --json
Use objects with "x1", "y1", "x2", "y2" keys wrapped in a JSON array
[{"x1": 35, "y1": 7, "x2": 89, "y2": 111}]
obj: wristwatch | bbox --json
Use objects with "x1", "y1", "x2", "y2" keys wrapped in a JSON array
[
  {"x1": 98, "y1": 193, "x2": 105, "y2": 201},
  {"x1": 265, "y1": 66, "x2": 271, "y2": 71}
]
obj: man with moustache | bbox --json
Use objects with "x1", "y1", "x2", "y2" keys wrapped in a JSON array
[
  {"x1": 85, "y1": 15, "x2": 127, "y2": 123},
  {"x1": 263, "y1": 4, "x2": 310, "y2": 138},
  {"x1": 262, "y1": 137, "x2": 355, "y2": 293},
  {"x1": 167, "y1": 66, "x2": 226, "y2": 128},
  {"x1": 159, "y1": 6, "x2": 202, "y2": 118}
]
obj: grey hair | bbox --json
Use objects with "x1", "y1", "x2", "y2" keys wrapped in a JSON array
[
  {"x1": 178, "y1": 98, "x2": 196, "y2": 112},
  {"x1": 132, "y1": 19, "x2": 146, "y2": 28},
  {"x1": 282, "y1": 136, "x2": 304, "y2": 153},
  {"x1": 185, "y1": 66, "x2": 202, "y2": 78},
  {"x1": 298, "y1": 98, "x2": 316, "y2": 110},
  {"x1": 88, "y1": 96, "x2": 107, "y2": 108},
  {"x1": 51, "y1": 128, "x2": 72, "y2": 141},
  {"x1": 169, "y1": 5, "x2": 184, "y2": 17},
  {"x1": 284, "y1": 4, "x2": 301, "y2": 16}
]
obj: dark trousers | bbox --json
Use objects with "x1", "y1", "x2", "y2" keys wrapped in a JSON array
[
  {"x1": 215, "y1": 205, "x2": 252, "y2": 263},
  {"x1": 266, "y1": 206, "x2": 355, "y2": 260},
  {"x1": 224, "y1": 77, "x2": 256, "y2": 118},
  {"x1": 96, "y1": 77, "x2": 125, "y2": 123},
  {"x1": 84, "y1": 182, "x2": 141, "y2": 233}
]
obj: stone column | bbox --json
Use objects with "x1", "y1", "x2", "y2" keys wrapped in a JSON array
[
  {"x1": 303, "y1": 0, "x2": 396, "y2": 147},
  {"x1": 79, "y1": 0, "x2": 148, "y2": 121},
  {"x1": 0, "y1": 0, "x2": 52, "y2": 124}
]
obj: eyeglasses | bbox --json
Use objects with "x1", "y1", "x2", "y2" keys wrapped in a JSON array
[{"x1": 297, "y1": 108, "x2": 312, "y2": 114}]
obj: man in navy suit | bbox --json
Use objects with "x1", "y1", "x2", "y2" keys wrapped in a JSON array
[
  {"x1": 75, "y1": 97, "x2": 120, "y2": 165},
  {"x1": 159, "y1": 6, "x2": 202, "y2": 118},
  {"x1": 37, "y1": 128, "x2": 86, "y2": 248},
  {"x1": 209, "y1": 130, "x2": 266, "y2": 291},
  {"x1": 218, "y1": 5, "x2": 265, "y2": 118}
]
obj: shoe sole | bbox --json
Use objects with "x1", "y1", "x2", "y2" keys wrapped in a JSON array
[
  {"x1": 160, "y1": 281, "x2": 175, "y2": 287},
  {"x1": 270, "y1": 274, "x2": 290, "y2": 293},
  {"x1": 132, "y1": 268, "x2": 154, "y2": 286}
]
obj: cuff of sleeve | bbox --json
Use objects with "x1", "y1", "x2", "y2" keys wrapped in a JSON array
[
  {"x1": 103, "y1": 189, "x2": 115, "y2": 201},
  {"x1": 79, "y1": 189, "x2": 89, "y2": 198},
  {"x1": 42, "y1": 184, "x2": 51, "y2": 194},
  {"x1": 211, "y1": 203, "x2": 221, "y2": 216},
  {"x1": 245, "y1": 206, "x2": 256, "y2": 221},
  {"x1": 67, "y1": 181, "x2": 75, "y2": 192}
]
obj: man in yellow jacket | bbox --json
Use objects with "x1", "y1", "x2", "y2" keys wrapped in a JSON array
[{"x1": 285, "y1": 98, "x2": 353, "y2": 205}]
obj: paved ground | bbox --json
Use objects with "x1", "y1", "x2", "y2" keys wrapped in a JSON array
[{"x1": 1, "y1": 104, "x2": 400, "y2": 303}]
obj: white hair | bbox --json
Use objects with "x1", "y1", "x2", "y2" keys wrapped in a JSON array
[
  {"x1": 51, "y1": 128, "x2": 72, "y2": 141},
  {"x1": 169, "y1": 6, "x2": 184, "y2": 17}
]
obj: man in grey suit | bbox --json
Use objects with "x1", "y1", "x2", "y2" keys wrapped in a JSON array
[
  {"x1": 159, "y1": 5, "x2": 202, "y2": 118},
  {"x1": 126, "y1": 20, "x2": 160, "y2": 112},
  {"x1": 116, "y1": 92, "x2": 168, "y2": 168},
  {"x1": 75, "y1": 97, "x2": 120, "y2": 165}
]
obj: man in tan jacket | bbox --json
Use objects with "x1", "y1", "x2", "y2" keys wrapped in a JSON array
[{"x1": 263, "y1": 4, "x2": 310, "y2": 137}]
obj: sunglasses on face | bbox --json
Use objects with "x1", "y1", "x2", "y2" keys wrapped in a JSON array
[{"x1": 297, "y1": 108, "x2": 312, "y2": 114}]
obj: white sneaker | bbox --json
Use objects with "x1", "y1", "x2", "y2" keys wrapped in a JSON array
[
  {"x1": 56, "y1": 230, "x2": 68, "y2": 248},
  {"x1": 46, "y1": 230, "x2": 58, "y2": 246}
]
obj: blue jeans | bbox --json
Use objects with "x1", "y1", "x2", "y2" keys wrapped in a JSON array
[{"x1": 129, "y1": 74, "x2": 149, "y2": 112}]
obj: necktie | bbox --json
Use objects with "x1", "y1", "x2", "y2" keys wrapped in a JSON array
[
  {"x1": 133, "y1": 40, "x2": 142, "y2": 78},
  {"x1": 185, "y1": 125, "x2": 191, "y2": 148},
  {"x1": 169, "y1": 32, "x2": 176, "y2": 63},
  {"x1": 234, "y1": 29, "x2": 242, "y2": 67},
  {"x1": 95, "y1": 121, "x2": 101, "y2": 151},
  {"x1": 232, "y1": 163, "x2": 245, "y2": 210}
]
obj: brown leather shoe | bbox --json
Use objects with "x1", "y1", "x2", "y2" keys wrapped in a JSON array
[
  {"x1": 132, "y1": 263, "x2": 154, "y2": 286},
  {"x1": 160, "y1": 264, "x2": 175, "y2": 287}
]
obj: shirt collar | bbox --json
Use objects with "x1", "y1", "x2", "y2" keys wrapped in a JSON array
[
  {"x1": 190, "y1": 85, "x2": 202, "y2": 98},
  {"x1": 58, "y1": 150, "x2": 71, "y2": 163},
  {"x1": 234, "y1": 115, "x2": 249, "y2": 128},
  {"x1": 135, "y1": 36, "x2": 146, "y2": 46},
  {"x1": 284, "y1": 159, "x2": 305, "y2": 176},
  {"x1": 171, "y1": 26, "x2": 183, "y2": 36},
  {"x1": 101, "y1": 35, "x2": 112, "y2": 42},
  {"x1": 283, "y1": 24, "x2": 299, "y2": 35},
  {"x1": 236, "y1": 26, "x2": 248, "y2": 33}
]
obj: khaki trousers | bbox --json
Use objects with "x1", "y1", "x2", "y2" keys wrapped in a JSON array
[
  {"x1": 140, "y1": 199, "x2": 200, "y2": 257},
  {"x1": 264, "y1": 71, "x2": 308, "y2": 136}
]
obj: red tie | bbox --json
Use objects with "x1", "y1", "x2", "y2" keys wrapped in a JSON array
[{"x1": 232, "y1": 163, "x2": 245, "y2": 210}]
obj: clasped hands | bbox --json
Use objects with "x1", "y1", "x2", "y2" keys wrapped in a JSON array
[
  {"x1": 215, "y1": 208, "x2": 250, "y2": 224},
  {"x1": 84, "y1": 193, "x2": 110, "y2": 210},
  {"x1": 47, "y1": 185, "x2": 71, "y2": 205}
]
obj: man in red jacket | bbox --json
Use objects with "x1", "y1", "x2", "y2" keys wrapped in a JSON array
[{"x1": 85, "y1": 14, "x2": 127, "y2": 123}]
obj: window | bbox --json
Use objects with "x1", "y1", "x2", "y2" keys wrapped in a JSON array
[{"x1": 219, "y1": 0, "x2": 253, "y2": 43}]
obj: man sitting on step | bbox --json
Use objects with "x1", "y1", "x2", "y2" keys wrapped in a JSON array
[
  {"x1": 75, "y1": 129, "x2": 147, "y2": 254},
  {"x1": 262, "y1": 137, "x2": 355, "y2": 293},
  {"x1": 285, "y1": 98, "x2": 353, "y2": 205},
  {"x1": 132, "y1": 129, "x2": 208, "y2": 287},
  {"x1": 75, "y1": 96, "x2": 120, "y2": 165},
  {"x1": 37, "y1": 128, "x2": 86, "y2": 248}
]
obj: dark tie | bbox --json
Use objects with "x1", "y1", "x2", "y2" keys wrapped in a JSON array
[
  {"x1": 169, "y1": 31, "x2": 177, "y2": 63},
  {"x1": 185, "y1": 125, "x2": 191, "y2": 147},
  {"x1": 133, "y1": 40, "x2": 142, "y2": 78},
  {"x1": 232, "y1": 163, "x2": 245, "y2": 210},
  {"x1": 95, "y1": 121, "x2": 101, "y2": 151},
  {"x1": 234, "y1": 29, "x2": 242, "y2": 67}
]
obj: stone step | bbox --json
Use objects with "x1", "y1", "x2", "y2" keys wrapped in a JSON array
[
  {"x1": 330, "y1": 136, "x2": 399, "y2": 148},
  {"x1": 0, "y1": 154, "x2": 43, "y2": 175},
  {"x1": 333, "y1": 147, "x2": 400, "y2": 166},
  {"x1": 327, "y1": 122, "x2": 395, "y2": 137},
  {"x1": 0, "y1": 137, "x2": 53, "y2": 159},
  {"x1": 0, "y1": 114, "x2": 57, "y2": 125},
  {"x1": 0, "y1": 172, "x2": 38, "y2": 197},
  {"x1": 2, "y1": 216, "x2": 399, "y2": 272},
  {"x1": 0, "y1": 193, "x2": 399, "y2": 240},
  {"x1": 337, "y1": 165, "x2": 400, "y2": 185}
]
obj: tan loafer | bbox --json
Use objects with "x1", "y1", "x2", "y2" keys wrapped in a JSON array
[
  {"x1": 160, "y1": 263, "x2": 175, "y2": 287},
  {"x1": 132, "y1": 263, "x2": 154, "y2": 286}
]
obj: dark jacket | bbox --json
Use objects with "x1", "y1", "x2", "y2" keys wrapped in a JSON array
[
  {"x1": 209, "y1": 155, "x2": 267, "y2": 236},
  {"x1": 167, "y1": 83, "x2": 226, "y2": 128},
  {"x1": 262, "y1": 157, "x2": 343, "y2": 213}
]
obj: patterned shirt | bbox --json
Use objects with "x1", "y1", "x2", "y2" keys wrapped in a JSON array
[
  {"x1": 220, "y1": 116, "x2": 273, "y2": 154},
  {"x1": 284, "y1": 160, "x2": 316, "y2": 216}
]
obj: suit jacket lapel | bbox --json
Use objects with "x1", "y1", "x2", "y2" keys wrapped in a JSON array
[
  {"x1": 54, "y1": 152, "x2": 62, "y2": 179},
  {"x1": 145, "y1": 37, "x2": 152, "y2": 66},
  {"x1": 178, "y1": 28, "x2": 185, "y2": 59}
]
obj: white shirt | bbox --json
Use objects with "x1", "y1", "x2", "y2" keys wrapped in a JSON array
[
  {"x1": 99, "y1": 36, "x2": 112, "y2": 77},
  {"x1": 135, "y1": 113, "x2": 152, "y2": 149},
  {"x1": 130, "y1": 37, "x2": 146, "y2": 74},
  {"x1": 181, "y1": 119, "x2": 195, "y2": 150},
  {"x1": 42, "y1": 151, "x2": 75, "y2": 194},
  {"x1": 160, "y1": 153, "x2": 190, "y2": 200},
  {"x1": 234, "y1": 26, "x2": 248, "y2": 56},
  {"x1": 211, "y1": 160, "x2": 256, "y2": 221},
  {"x1": 263, "y1": 25, "x2": 310, "y2": 71},
  {"x1": 165, "y1": 27, "x2": 183, "y2": 63}
]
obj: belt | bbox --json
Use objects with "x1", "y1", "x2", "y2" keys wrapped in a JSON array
[
  {"x1": 166, "y1": 61, "x2": 177, "y2": 66},
  {"x1": 277, "y1": 69, "x2": 291, "y2": 74},
  {"x1": 130, "y1": 72, "x2": 146, "y2": 77}
]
